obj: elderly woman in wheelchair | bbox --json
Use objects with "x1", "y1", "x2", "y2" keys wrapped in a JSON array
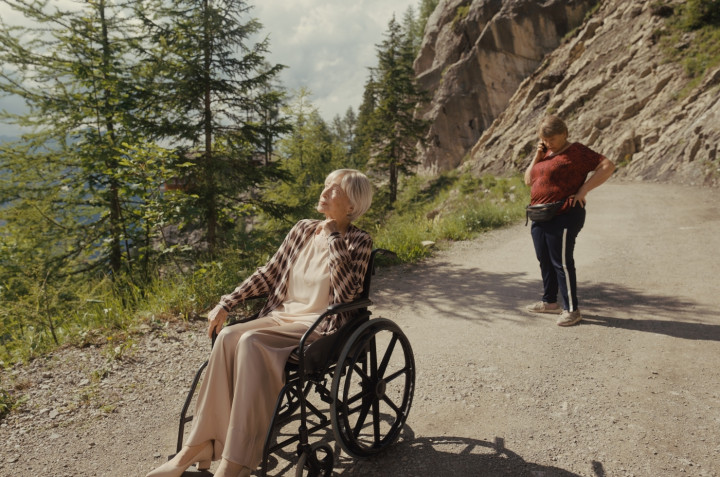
[{"x1": 148, "y1": 169, "x2": 385, "y2": 477}]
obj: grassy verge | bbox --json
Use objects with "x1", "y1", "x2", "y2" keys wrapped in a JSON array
[
  {"x1": 653, "y1": 0, "x2": 720, "y2": 97},
  {"x1": 0, "y1": 172, "x2": 528, "y2": 369},
  {"x1": 363, "y1": 172, "x2": 527, "y2": 262}
]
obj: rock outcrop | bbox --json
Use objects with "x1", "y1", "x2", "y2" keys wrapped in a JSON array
[
  {"x1": 466, "y1": 0, "x2": 720, "y2": 186},
  {"x1": 415, "y1": 0, "x2": 598, "y2": 173}
]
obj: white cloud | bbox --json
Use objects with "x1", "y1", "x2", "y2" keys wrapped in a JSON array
[{"x1": 252, "y1": 0, "x2": 417, "y2": 120}]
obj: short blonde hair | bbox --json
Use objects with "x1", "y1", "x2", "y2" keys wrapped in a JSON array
[
  {"x1": 538, "y1": 115, "x2": 568, "y2": 138},
  {"x1": 325, "y1": 169, "x2": 373, "y2": 221}
]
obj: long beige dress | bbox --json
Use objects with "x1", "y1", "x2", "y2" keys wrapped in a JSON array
[{"x1": 186, "y1": 232, "x2": 331, "y2": 469}]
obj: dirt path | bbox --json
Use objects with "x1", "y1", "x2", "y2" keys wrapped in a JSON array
[{"x1": 2, "y1": 180, "x2": 720, "y2": 477}]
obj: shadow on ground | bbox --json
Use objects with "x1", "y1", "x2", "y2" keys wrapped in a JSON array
[
  {"x1": 372, "y1": 261, "x2": 720, "y2": 341},
  {"x1": 261, "y1": 425, "x2": 585, "y2": 476}
]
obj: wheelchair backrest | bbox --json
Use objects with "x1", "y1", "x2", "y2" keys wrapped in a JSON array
[{"x1": 360, "y1": 248, "x2": 394, "y2": 300}]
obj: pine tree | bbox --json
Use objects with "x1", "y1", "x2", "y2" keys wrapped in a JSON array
[
  {"x1": 0, "y1": 0, "x2": 164, "y2": 279},
  {"x1": 352, "y1": 73, "x2": 379, "y2": 170},
  {"x1": 416, "y1": 0, "x2": 440, "y2": 40},
  {"x1": 262, "y1": 88, "x2": 338, "y2": 228},
  {"x1": 135, "y1": 0, "x2": 291, "y2": 254},
  {"x1": 330, "y1": 107, "x2": 359, "y2": 167},
  {"x1": 402, "y1": 5, "x2": 422, "y2": 56},
  {"x1": 368, "y1": 16, "x2": 429, "y2": 206},
  {"x1": 0, "y1": 0, "x2": 171, "y2": 352}
]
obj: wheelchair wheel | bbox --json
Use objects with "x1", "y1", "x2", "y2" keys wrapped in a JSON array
[
  {"x1": 330, "y1": 318, "x2": 415, "y2": 458},
  {"x1": 295, "y1": 442, "x2": 334, "y2": 477}
]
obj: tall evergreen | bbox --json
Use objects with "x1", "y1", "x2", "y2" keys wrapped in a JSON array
[
  {"x1": 0, "y1": 0, "x2": 168, "y2": 351},
  {"x1": 416, "y1": 0, "x2": 440, "y2": 41},
  {"x1": 135, "y1": 0, "x2": 291, "y2": 254},
  {"x1": 262, "y1": 88, "x2": 339, "y2": 228},
  {"x1": 367, "y1": 16, "x2": 429, "y2": 206},
  {"x1": 330, "y1": 107, "x2": 358, "y2": 168},
  {"x1": 352, "y1": 73, "x2": 379, "y2": 170},
  {"x1": 0, "y1": 0, "x2": 160, "y2": 278}
]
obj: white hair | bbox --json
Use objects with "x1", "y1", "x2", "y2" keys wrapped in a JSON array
[{"x1": 325, "y1": 169, "x2": 373, "y2": 221}]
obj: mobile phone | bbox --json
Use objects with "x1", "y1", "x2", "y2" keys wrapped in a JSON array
[{"x1": 541, "y1": 142, "x2": 548, "y2": 152}]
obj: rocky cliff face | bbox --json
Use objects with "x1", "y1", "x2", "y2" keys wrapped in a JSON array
[
  {"x1": 465, "y1": 0, "x2": 720, "y2": 186},
  {"x1": 415, "y1": 0, "x2": 598, "y2": 173}
]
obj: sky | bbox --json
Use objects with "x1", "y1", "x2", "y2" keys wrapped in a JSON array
[
  {"x1": 0, "y1": 0, "x2": 418, "y2": 137},
  {"x1": 252, "y1": 0, "x2": 418, "y2": 120}
]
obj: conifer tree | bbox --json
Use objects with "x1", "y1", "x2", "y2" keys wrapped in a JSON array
[
  {"x1": 352, "y1": 73, "x2": 379, "y2": 170},
  {"x1": 330, "y1": 107, "x2": 358, "y2": 167},
  {"x1": 135, "y1": 0, "x2": 290, "y2": 254},
  {"x1": 262, "y1": 89, "x2": 338, "y2": 227},
  {"x1": 367, "y1": 16, "x2": 429, "y2": 206},
  {"x1": 0, "y1": 0, "x2": 162, "y2": 279},
  {"x1": 0, "y1": 0, "x2": 169, "y2": 353}
]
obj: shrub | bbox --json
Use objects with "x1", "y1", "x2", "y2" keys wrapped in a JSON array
[{"x1": 682, "y1": 0, "x2": 720, "y2": 30}]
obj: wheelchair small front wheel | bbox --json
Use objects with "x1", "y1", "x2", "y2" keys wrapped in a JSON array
[
  {"x1": 330, "y1": 318, "x2": 415, "y2": 458},
  {"x1": 295, "y1": 442, "x2": 334, "y2": 477}
]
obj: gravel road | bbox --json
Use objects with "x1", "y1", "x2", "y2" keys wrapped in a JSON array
[{"x1": 2, "y1": 180, "x2": 719, "y2": 477}]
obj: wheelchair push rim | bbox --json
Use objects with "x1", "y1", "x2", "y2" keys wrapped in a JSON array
[{"x1": 330, "y1": 318, "x2": 415, "y2": 458}]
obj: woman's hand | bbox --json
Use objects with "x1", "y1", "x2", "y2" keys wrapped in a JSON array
[
  {"x1": 570, "y1": 191, "x2": 587, "y2": 208},
  {"x1": 536, "y1": 141, "x2": 548, "y2": 157},
  {"x1": 207, "y1": 304, "x2": 228, "y2": 338}
]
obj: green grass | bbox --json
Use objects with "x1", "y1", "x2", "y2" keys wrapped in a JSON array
[
  {"x1": 0, "y1": 172, "x2": 529, "y2": 370},
  {"x1": 655, "y1": 0, "x2": 720, "y2": 92},
  {"x1": 364, "y1": 172, "x2": 528, "y2": 263}
]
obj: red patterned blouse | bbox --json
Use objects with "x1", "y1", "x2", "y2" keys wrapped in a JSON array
[{"x1": 528, "y1": 143, "x2": 604, "y2": 214}]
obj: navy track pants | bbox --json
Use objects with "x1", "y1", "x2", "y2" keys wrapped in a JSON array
[{"x1": 530, "y1": 204, "x2": 586, "y2": 312}]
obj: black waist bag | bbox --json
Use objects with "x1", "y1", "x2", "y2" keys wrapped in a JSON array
[{"x1": 525, "y1": 200, "x2": 564, "y2": 225}]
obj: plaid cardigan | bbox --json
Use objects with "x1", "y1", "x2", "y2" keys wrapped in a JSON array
[{"x1": 219, "y1": 219, "x2": 373, "y2": 335}]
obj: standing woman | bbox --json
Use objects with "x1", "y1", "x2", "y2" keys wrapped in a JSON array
[
  {"x1": 146, "y1": 169, "x2": 373, "y2": 477},
  {"x1": 524, "y1": 115, "x2": 615, "y2": 326}
]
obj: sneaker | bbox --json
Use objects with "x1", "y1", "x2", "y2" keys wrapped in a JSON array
[
  {"x1": 525, "y1": 301, "x2": 562, "y2": 314},
  {"x1": 556, "y1": 310, "x2": 582, "y2": 326}
]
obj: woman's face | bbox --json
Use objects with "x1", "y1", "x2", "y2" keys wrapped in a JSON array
[
  {"x1": 541, "y1": 133, "x2": 568, "y2": 152},
  {"x1": 317, "y1": 177, "x2": 353, "y2": 221}
]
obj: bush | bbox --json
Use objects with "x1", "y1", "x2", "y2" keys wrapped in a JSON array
[{"x1": 682, "y1": 0, "x2": 720, "y2": 30}]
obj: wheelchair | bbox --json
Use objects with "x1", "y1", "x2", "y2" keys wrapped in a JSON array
[{"x1": 173, "y1": 249, "x2": 416, "y2": 476}]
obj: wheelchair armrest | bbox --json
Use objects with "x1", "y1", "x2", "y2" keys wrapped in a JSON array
[{"x1": 324, "y1": 298, "x2": 373, "y2": 316}]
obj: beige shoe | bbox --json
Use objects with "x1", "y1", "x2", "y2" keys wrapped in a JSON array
[
  {"x1": 214, "y1": 458, "x2": 252, "y2": 477},
  {"x1": 525, "y1": 301, "x2": 561, "y2": 314},
  {"x1": 556, "y1": 310, "x2": 582, "y2": 326},
  {"x1": 146, "y1": 442, "x2": 213, "y2": 477}
]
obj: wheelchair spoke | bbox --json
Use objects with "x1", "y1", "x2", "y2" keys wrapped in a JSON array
[
  {"x1": 376, "y1": 334, "x2": 398, "y2": 379},
  {"x1": 351, "y1": 398, "x2": 372, "y2": 437},
  {"x1": 382, "y1": 394, "x2": 402, "y2": 416},
  {"x1": 383, "y1": 366, "x2": 409, "y2": 384},
  {"x1": 372, "y1": 392, "x2": 381, "y2": 444},
  {"x1": 368, "y1": 335, "x2": 379, "y2": 381},
  {"x1": 351, "y1": 362, "x2": 371, "y2": 385},
  {"x1": 331, "y1": 318, "x2": 416, "y2": 459}
]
